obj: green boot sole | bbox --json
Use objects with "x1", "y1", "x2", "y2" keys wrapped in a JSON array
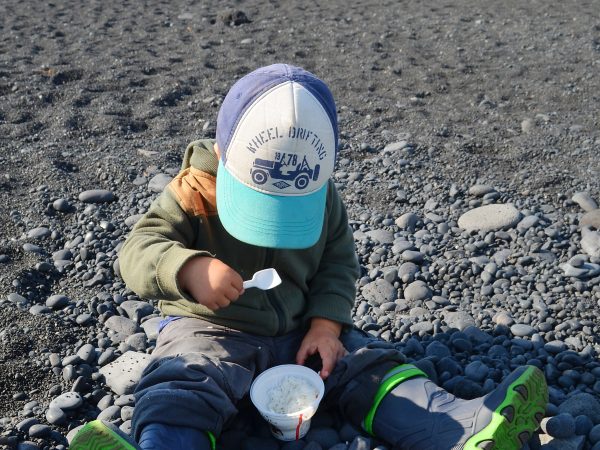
[
  {"x1": 464, "y1": 365, "x2": 548, "y2": 450},
  {"x1": 69, "y1": 420, "x2": 139, "y2": 450}
]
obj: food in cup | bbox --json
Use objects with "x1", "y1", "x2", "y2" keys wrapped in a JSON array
[{"x1": 267, "y1": 375, "x2": 319, "y2": 414}]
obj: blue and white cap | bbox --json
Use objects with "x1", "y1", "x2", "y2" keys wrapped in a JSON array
[{"x1": 216, "y1": 64, "x2": 338, "y2": 249}]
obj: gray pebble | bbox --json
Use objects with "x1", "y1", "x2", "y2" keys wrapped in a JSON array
[
  {"x1": 404, "y1": 281, "x2": 432, "y2": 302},
  {"x1": 28, "y1": 424, "x2": 51, "y2": 438},
  {"x1": 45, "y1": 406, "x2": 67, "y2": 425},
  {"x1": 401, "y1": 250, "x2": 424, "y2": 264},
  {"x1": 46, "y1": 294, "x2": 70, "y2": 309},
  {"x1": 572, "y1": 192, "x2": 598, "y2": 212},
  {"x1": 541, "y1": 413, "x2": 576, "y2": 439},
  {"x1": 395, "y1": 213, "x2": 419, "y2": 231},
  {"x1": 23, "y1": 243, "x2": 43, "y2": 254},
  {"x1": 27, "y1": 227, "x2": 51, "y2": 239},
  {"x1": 510, "y1": 324, "x2": 535, "y2": 337},
  {"x1": 49, "y1": 392, "x2": 83, "y2": 411},
  {"x1": 79, "y1": 189, "x2": 115, "y2": 203},
  {"x1": 53, "y1": 198, "x2": 72, "y2": 212},
  {"x1": 148, "y1": 173, "x2": 173, "y2": 193}
]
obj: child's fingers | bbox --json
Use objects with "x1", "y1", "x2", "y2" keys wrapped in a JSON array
[
  {"x1": 318, "y1": 347, "x2": 336, "y2": 379},
  {"x1": 296, "y1": 342, "x2": 317, "y2": 365}
]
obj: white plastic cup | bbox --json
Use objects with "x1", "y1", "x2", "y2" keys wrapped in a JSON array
[{"x1": 250, "y1": 364, "x2": 325, "y2": 441}]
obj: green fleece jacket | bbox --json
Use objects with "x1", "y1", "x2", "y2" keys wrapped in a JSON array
[{"x1": 119, "y1": 140, "x2": 360, "y2": 336}]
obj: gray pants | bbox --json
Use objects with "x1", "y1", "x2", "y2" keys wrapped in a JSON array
[{"x1": 131, "y1": 318, "x2": 406, "y2": 441}]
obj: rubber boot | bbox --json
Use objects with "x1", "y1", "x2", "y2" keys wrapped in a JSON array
[
  {"x1": 68, "y1": 420, "x2": 215, "y2": 450},
  {"x1": 369, "y1": 364, "x2": 548, "y2": 450},
  {"x1": 69, "y1": 420, "x2": 139, "y2": 450},
  {"x1": 138, "y1": 423, "x2": 214, "y2": 450}
]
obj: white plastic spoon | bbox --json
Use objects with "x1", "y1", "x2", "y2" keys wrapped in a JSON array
[{"x1": 243, "y1": 268, "x2": 282, "y2": 290}]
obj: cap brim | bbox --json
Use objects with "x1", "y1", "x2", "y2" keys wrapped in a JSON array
[{"x1": 216, "y1": 160, "x2": 326, "y2": 249}]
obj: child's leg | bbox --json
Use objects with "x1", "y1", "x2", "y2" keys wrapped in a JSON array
[
  {"x1": 131, "y1": 317, "x2": 272, "y2": 445},
  {"x1": 72, "y1": 317, "x2": 273, "y2": 450},
  {"x1": 332, "y1": 329, "x2": 548, "y2": 450},
  {"x1": 368, "y1": 364, "x2": 547, "y2": 450}
]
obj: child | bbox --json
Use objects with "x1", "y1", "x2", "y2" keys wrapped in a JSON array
[{"x1": 70, "y1": 64, "x2": 547, "y2": 450}]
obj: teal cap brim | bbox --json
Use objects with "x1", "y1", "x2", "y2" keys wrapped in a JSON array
[{"x1": 216, "y1": 160, "x2": 326, "y2": 249}]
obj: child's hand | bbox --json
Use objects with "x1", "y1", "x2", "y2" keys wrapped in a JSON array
[
  {"x1": 177, "y1": 256, "x2": 244, "y2": 310},
  {"x1": 296, "y1": 318, "x2": 347, "y2": 379}
]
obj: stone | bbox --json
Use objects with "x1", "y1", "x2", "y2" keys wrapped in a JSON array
[
  {"x1": 120, "y1": 300, "x2": 154, "y2": 321},
  {"x1": 572, "y1": 192, "x2": 598, "y2": 212},
  {"x1": 49, "y1": 392, "x2": 83, "y2": 411},
  {"x1": 104, "y1": 316, "x2": 141, "y2": 336},
  {"x1": 46, "y1": 294, "x2": 70, "y2": 309},
  {"x1": 141, "y1": 317, "x2": 162, "y2": 341},
  {"x1": 27, "y1": 227, "x2": 51, "y2": 239},
  {"x1": 79, "y1": 189, "x2": 115, "y2": 203},
  {"x1": 403, "y1": 281, "x2": 432, "y2": 302},
  {"x1": 541, "y1": 413, "x2": 576, "y2": 439},
  {"x1": 99, "y1": 351, "x2": 152, "y2": 395},
  {"x1": 458, "y1": 204, "x2": 521, "y2": 232},
  {"x1": 361, "y1": 279, "x2": 396, "y2": 305},
  {"x1": 468, "y1": 184, "x2": 495, "y2": 197},
  {"x1": 384, "y1": 141, "x2": 409, "y2": 152},
  {"x1": 581, "y1": 227, "x2": 600, "y2": 258},
  {"x1": 148, "y1": 173, "x2": 172, "y2": 193},
  {"x1": 444, "y1": 311, "x2": 475, "y2": 331},
  {"x1": 558, "y1": 393, "x2": 600, "y2": 423},
  {"x1": 510, "y1": 324, "x2": 535, "y2": 337},
  {"x1": 53, "y1": 198, "x2": 73, "y2": 212},
  {"x1": 395, "y1": 213, "x2": 419, "y2": 231},
  {"x1": 581, "y1": 209, "x2": 600, "y2": 229},
  {"x1": 365, "y1": 229, "x2": 394, "y2": 244}
]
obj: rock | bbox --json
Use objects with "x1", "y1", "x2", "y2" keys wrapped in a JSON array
[
  {"x1": 45, "y1": 407, "x2": 67, "y2": 425},
  {"x1": 401, "y1": 250, "x2": 424, "y2": 264},
  {"x1": 464, "y1": 361, "x2": 489, "y2": 382},
  {"x1": 581, "y1": 209, "x2": 600, "y2": 229},
  {"x1": 581, "y1": 227, "x2": 600, "y2": 258},
  {"x1": 99, "y1": 351, "x2": 152, "y2": 395},
  {"x1": 120, "y1": 300, "x2": 154, "y2": 321},
  {"x1": 365, "y1": 229, "x2": 394, "y2": 244},
  {"x1": 49, "y1": 392, "x2": 83, "y2": 411},
  {"x1": 517, "y1": 215, "x2": 539, "y2": 230},
  {"x1": 444, "y1": 311, "x2": 475, "y2": 330},
  {"x1": 468, "y1": 184, "x2": 495, "y2": 197},
  {"x1": 141, "y1": 317, "x2": 162, "y2": 341},
  {"x1": 52, "y1": 198, "x2": 73, "y2": 212},
  {"x1": 403, "y1": 281, "x2": 432, "y2": 302},
  {"x1": 458, "y1": 204, "x2": 521, "y2": 232},
  {"x1": 510, "y1": 324, "x2": 535, "y2": 337},
  {"x1": 27, "y1": 227, "x2": 51, "y2": 239},
  {"x1": 572, "y1": 192, "x2": 598, "y2": 212},
  {"x1": 541, "y1": 413, "x2": 576, "y2": 439},
  {"x1": 395, "y1": 213, "x2": 419, "y2": 231},
  {"x1": 46, "y1": 294, "x2": 70, "y2": 309},
  {"x1": 104, "y1": 316, "x2": 141, "y2": 335},
  {"x1": 383, "y1": 141, "x2": 409, "y2": 152},
  {"x1": 28, "y1": 424, "x2": 51, "y2": 438},
  {"x1": 361, "y1": 279, "x2": 396, "y2": 305},
  {"x1": 557, "y1": 393, "x2": 600, "y2": 423},
  {"x1": 79, "y1": 189, "x2": 115, "y2": 203},
  {"x1": 148, "y1": 173, "x2": 172, "y2": 193}
]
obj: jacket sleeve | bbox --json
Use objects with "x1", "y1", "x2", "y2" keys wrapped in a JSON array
[
  {"x1": 303, "y1": 181, "x2": 360, "y2": 326},
  {"x1": 118, "y1": 188, "x2": 212, "y2": 301}
]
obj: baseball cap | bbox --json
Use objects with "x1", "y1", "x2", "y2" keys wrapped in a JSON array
[{"x1": 215, "y1": 64, "x2": 338, "y2": 249}]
